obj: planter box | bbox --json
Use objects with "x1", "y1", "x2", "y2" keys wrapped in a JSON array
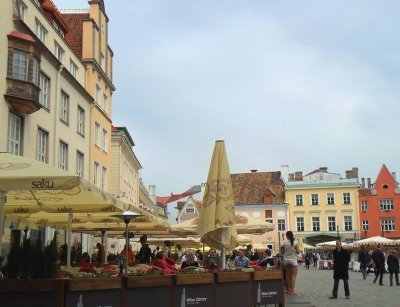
[
  {"x1": 66, "y1": 277, "x2": 122, "y2": 291},
  {"x1": 176, "y1": 273, "x2": 214, "y2": 285},
  {"x1": 253, "y1": 270, "x2": 283, "y2": 281},
  {"x1": 217, "y1": 271, "x2": 252, "y2": 283},
  {"x1": 127, "y1": 275, "x2": 173, "y2": 288},
  {"x1": 0, "y1": 279, "x2": 64, "y2": 307}
]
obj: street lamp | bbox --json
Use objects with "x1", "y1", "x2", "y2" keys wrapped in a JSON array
[{"x1": 112, "y1": 211, "x2": 143, "y2": 275}]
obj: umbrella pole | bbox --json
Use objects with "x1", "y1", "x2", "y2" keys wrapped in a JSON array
[
  {"x1": 67, "y1": 213, "x2": 72, "y2": 267},
  {"x1": 0, "y1": 192, "x2": 6, "y2": 257},
  {"x1": 221, "y1": 248, "x2": 226, "y2": 269}
]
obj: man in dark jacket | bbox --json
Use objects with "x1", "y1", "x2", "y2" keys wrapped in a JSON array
[
  {"x1": 358, "y1": 245, "x2": 368, "y2": 280},
  {"x1": 372, "y1": 244, "x2": 385, "y2": 286},
  {"x1": 329, "y1": 240, "x2": 350, "y2": 299}
]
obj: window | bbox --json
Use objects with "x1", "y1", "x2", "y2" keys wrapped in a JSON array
[
  {"x1": 328, "y1": 216, "x2": 336, "y2": 231},
  {"x1": 101, "y1": 166, "x2": 107, "y2": 190},
  {"x1": 60, "y1": 91, "x2": 69, "y2": 124},
  {"x1": 54, "y1": 42, "x2": 64, "y2": 62},
  {"x1": 16, "y1": 0, "x2": 26, "y2": 21},
  {"x1": 76, "y1": 151, "x2": 84, "y2": 177},
  {"x1": 8, "y1": 113, "x2": 22, "y2": 155},
  {"x1": 344, "y1": 216, "x2": 352, "y2": 231},
  {"x1": 103, "y1": 94, "x2": 108, "y2": 113},
  {"x1": 379, "y1": 199, "x2": 394, "y2": 211},
  {"x1": 69, "y1": 60, "x2": 78, "y2": 78},
  {"x1": 265, "y1": 218, "x2": 273, "y2": 224},
  {"x1": 343, "y1": 192, "x2": 351, "y2": 204},
  {"x1": 94, "y1": 162, "x2": 99, "y2": 186},
  {"x1": 296, "y1": 217, "x2": 304, "y2": 232},
  {"x1": 96, "y1": 85, "x2": 101, "y2": 106},
  {"x1": 381, "y1": 219, "x2": 395, "y2": 231},
  {"x1": 362, "y1": 220, "x2": 369, "y2": 231},
  {"x1": 35, "y1": 21, "x2": 47, "y2": 43},
  {"x1": 311, "y1": 194, "x2": 319, "y2": 205},
  {"x1": 100, "y1": 52, "x2": 105, "y2": 70},
  {"x1": 295, "y1": 194, "x2": 303, "y2": 206},
  {"x1": 12, "y1": 51, "x2": 28, "y2": 81},
  {"x1": 77, "y1": 106, "x2": 85, "y2": 136},
  {"x1": 327, "y1": 193, "x2": 335, "y2": 205},
  {"x1": 58, "y1": 141, "x2": 68, "y2": 170},
  {"x1": 361, "y1": 200, "x2": 368, "y2": 211},
  {"x1": 31, "y1": 57, "x2": 38, "y2": 85},
  {"x1": 383, "y1": 184, "x2": 389, "y2": 189},
  {"x1": 312, "y1": 217, "x2": 320, "y2": 231},
  {"x1": 102, "y1": 129, "x2": 108, "y2": 152},
  {"x1": 277, "y1": 219, "x2": 286, "y2": 231},
  {"x1": 36, "y1": 128, "x2": 48, "y2": 163},
  {"x1": 95, "y1": 122, "x2": 100, "y2": 147},
  {"x1": 185, "y1": 204, "x2": 195, "y2": 214},
  {"x1": 39, "y1": 73, "x2": 50, "y2": 109}
]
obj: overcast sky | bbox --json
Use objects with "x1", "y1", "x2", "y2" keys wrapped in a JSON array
[{"x1": 56, "y1": 0, "x2": 400, "y2": 197}]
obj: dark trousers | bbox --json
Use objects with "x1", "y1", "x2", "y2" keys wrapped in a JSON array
[
  {"x1": 374, "y1": 265, "x2": 384, "y2": 285},
  {"x1": 389, "y1": 271, "x2": 399, "y2": 286},
  {"x1": 332, "y1": 279, "x2": 350, "y2": 297},
  {"x1": 360, "y1": 263, "x2": 367, "y2": 279}
]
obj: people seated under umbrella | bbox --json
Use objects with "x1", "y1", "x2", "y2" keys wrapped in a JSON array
[
  {"x1": 234, "y1": 249, "x2": 250, "y2": 268},
  {"x1": 120, "y1": 244, "x2": 135, "y2": 266},
  {"x1": 153, "y1": 251, "x2": 176, "y2": 274},
  {"x1": 181, "y1": 250, "x2": 199, "y2": 269}
]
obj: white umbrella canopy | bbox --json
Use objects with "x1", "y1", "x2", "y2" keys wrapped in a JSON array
[{"x1": 353, "y1": 236, "x2": 400, "y2": 247}]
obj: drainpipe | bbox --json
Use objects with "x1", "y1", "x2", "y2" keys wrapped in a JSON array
[{"x1": 53, "y1": 64, "x2": 64, "y2": 167}]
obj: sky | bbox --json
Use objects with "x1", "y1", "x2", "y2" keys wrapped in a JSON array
[{"x1": 55, "y1": 0, "x2": 400, "y2": 198}]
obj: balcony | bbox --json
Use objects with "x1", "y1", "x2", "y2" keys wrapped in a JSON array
[{"x1": 4, "y1": 78, "x2": 41, "y2": 114}]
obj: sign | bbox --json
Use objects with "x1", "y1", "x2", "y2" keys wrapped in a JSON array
[
  {"x1": 126, "y1": 287, "x2": 170, "y2": 305},
  {"x1": 1, "y1": 291, "x2": 58, "y2": 307},
  {"x1": 252, "y1": 280, "x2": 282, "y2": 305},
  {"x1": 65, "y1": 289, "x2": 120, "y2": 307},
  {"x1": 215, "y1": 282, "x2": 249, "y2": 307},
  {"x1": 174, "y1": 284, "x2": 212, "y2": 307}
]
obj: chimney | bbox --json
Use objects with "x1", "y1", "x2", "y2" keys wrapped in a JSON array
[
  {"x1": 288, "y1": 173, "x2": 295, "y2": 181},
  {"x1": 280, "y1": 165, "x2": 289, "y2": 182},
  {"x1": 361, "y1": 178, "x2": 365, "y2": 188},
  {"x1": 149, "y1": 185, "x2": 156, "y2": 203},
  {"x1": 319, "y1": 167, "x2": 328, "y2": 172},
  {"x1": 392, "y1": 172, "x2": 397, "y2": 182},
  {"x1": 250, "y1": 169, "x2": 258, "y2": 173},
  {"x1": 345, "y1": 170, "x2": 352, "y2": 179},
  {"x1": 294, "y1": 171, "x2": 303, "y2": 181},
  {"x1": 352, "y1": 167, "x2": 359, "y2": 179},
  {"x1": 367, "y1": 178, "x2": 371, "y2": 188}
]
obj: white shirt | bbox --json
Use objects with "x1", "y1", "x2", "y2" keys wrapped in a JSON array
[{"x1": 282, "y1": 239, "x2": 298, "y2": 260}]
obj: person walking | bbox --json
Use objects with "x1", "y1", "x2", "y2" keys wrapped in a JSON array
[
  {"x1": 358, "y1": 245, "x2": 368, "y2": 280},
  {"x1": 281, "y1": 231, "x2": 300, "y2": 295},
  {"x1": 372, "y1": 244, "x2": 385, "y2": 286},
  {"x1": 329, "y1": 240, "x2": 350, "y2": 300},
  {"x1": 386, "y1": 250, "x2": 399, "y2": 286}
]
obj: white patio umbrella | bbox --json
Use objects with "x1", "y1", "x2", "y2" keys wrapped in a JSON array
[{"x1": 353, "y1": 236, "x2": 400, "y2": 247}]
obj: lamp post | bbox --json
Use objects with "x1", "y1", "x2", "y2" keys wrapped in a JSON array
[{"x1": 112, "y1": 211, "x2": 143, "y2": 275}]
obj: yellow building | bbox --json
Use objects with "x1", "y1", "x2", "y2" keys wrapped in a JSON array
[
  {"x1": 61, "y1": 0, "x2": 115, "y2": 191},
  {"x1": 284, "y1": 166, "x2": 360, "y2": 246}
]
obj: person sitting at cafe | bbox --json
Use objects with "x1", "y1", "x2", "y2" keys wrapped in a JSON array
[
  {"x1": 181, "y1": 250, "x2": 199, "y2": 269},
  {"x1": 96, "y1": 243, "x2": 105, "y2": 264},
  {"x1": 120, "y1": 244, "x2": 135, "y2": 266},
  {"x1": 204, "y1": 248, "x2": 220, "y2": 272},
  {"x1": 153, "y1": 251, "x2": 176, "y2": 274},
  {"x1": 258, "y1": 249, "x2": 275, "y2": 268},
  {"x1": 234, "y1": 249, "x2": 250, "y2": 268},
  {"x1": 79, "y1": 252, "x2": 96, "y2": 273}
]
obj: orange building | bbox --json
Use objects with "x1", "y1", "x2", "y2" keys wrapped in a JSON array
[{"x1": 359, "y1": 165, "x2": 400, "y2": 239}]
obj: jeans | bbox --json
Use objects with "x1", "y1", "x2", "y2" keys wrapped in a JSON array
[
  {"x1": 374, "y1": 265, "x2": 384, "y2": 285},
  {"x1": 389, "y1": 272, "x2": 399, "y2": 286},
  {"x1": 332, "y1": 279, "x2": 350, "y2": 297}
]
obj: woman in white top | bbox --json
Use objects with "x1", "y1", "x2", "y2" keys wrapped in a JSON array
[{"x1": 281, "y1": 231, "x2": 300, "y2": 295}]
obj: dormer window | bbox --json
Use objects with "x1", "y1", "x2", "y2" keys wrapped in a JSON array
[
  {"x1": 383, "y1": 184, "x2": 389, "y2": 189},
  {"x1": 185, "y1": 204, "x2": 195, "y2": 213}
]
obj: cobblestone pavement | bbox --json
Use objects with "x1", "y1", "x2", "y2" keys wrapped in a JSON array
[{"x1": 284, "y1": 265, "x2": 400, "y2": 307}]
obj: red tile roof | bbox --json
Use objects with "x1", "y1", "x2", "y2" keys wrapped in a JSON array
[
  {"x1": 359, "y1": 188, "x2": 372, "y2": 196},
  {"x1": 8, "y1": 31, "x2": 36, "y2": 43},
  {"x1": 41, "y1": 0, "x2": 69, "y2": 34},
  {"x1": 60, "y1": 13, "x2": 89, "y2": 58}
]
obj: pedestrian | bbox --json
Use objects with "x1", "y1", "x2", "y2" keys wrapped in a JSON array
[
  {"x1": 305, "y1": 253, "x2": 311, "y2": 270},
  {"x1": 372, "y1": 244, "x2": 385, "y2": 286},
  {"x1": 281, "y1": 231, "x2": 300, "y2": 295},
  {"x1": 358, "y1": 245, "x2": 368, "y2": 280},
  {"x1": 329, "y1": 240, "x2": 350, "y2": 300},
  {"x1": 386, "y1": 250, "x2": 399, "y2": 286}
]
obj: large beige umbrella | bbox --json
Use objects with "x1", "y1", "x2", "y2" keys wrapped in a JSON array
[
  {"x1": 197, "y1": 141, "x2": 238, "y2": 268},
  {"x1": 353, "y1": 236, "x2": 400, "y2": 247},
  {"x1": 171, "y1": 214, "x2": 274, "y2": 235},
  {"x1": 0, "y1": 153, "x2": 118, "y2": 258}
]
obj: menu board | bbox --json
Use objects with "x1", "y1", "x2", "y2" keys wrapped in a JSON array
[
  {"x1": 65, "y1": 289, "x2": 120, "y2": 307},
  {"x1": 1, "y1": 291, "x2": 58, "y2": 307},
  {"x1": 174, "y1": 284, "x2": 213, "y2": 307},
  {"x1": 252, "y1": 279, "x2": 282, "y2": 305}
]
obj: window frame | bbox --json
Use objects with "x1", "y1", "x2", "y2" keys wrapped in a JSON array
[
  {"x1": 101, "y1": 166, "x2": 107, "y2": 190},
  {"x1": 94, "y1": 122, "x2": 101, "y2": 147},
  {"x1": 277, "y1": 219, "x2": 286, "y2": 231},
  {"x1": 39, "y1": 72, "x2": 50, "y2": 109},
  {"x1": 35, "y1": 20, "x2": 47, "y2": 43},
  {"x1": 58, "y1": 141, "x2": 68, "y2": 171},
  {"x1": 380, "y1": 219, "x2": 396, "y2": 231},
  {"x1": 77, "y1": 106, "x2": 85, "y2": 136},
  {"x1": 311, "y1": 193, "x2": 319, "y2": 205},
  {"x1": 8, "y1": 113, "x2": 22, "y2": 155},
  {"x1": 93, "y1": 161, "x2": 99, "y2": 186},
  {"x1": 59, "y1": 91, "x2": 69, "y2": 124},
  {"x1": 379, "y1": 199, "x2": 394, "y2": 211},
  {"x1": 362, "y1": 220, "x2": 369, "y2": 231},
  {"x1": 76, "y1": 151, "x2": 84, "y2": 177},
  {"x1": 312, "y1": 216, "x2": 320, "y2": 231},
  {"x1": 296, "y1": 217, "x2": 304, "y2": 232},
  {"x1": 185, "y1": 204, "x2": 195, "y2": 214},
  {"x1": 295, "y1": 194, "x2": 303, "y2": 206},
  {"x1": 327, "y1": 216, "x2": 336, "y2": 231},
  {"x1": 344, "y1": 216, "x2": 353, "y2": 231},
  {"x1": 343, "y1": 192, "x2": 351, "y2": 204},
  {"x1": 36, "y1": 128, "x2": 49, "y2": 163},
  {"x1": 327, "y1": 193, "x2": 335, "y2": 205}
]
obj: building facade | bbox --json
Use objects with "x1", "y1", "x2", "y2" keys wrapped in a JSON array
[
  {"x1": 358, "y1": 165, "x2": 400, "y2": 239},
  {"x1": 176, "y1": 197, "x2": 201, "y2": 223},
  {"x1": 284, "y1": 166, "x2": 360, "y2": 245}
]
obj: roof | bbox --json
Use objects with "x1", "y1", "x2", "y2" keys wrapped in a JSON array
[
  {"x1": 231, "y1": 171, "x2": 285, "y2": 205},
  {"x1": 359, "y1": 188, "x2": 372, "y2": 197},
  {"x1": 156, "y1": 185, "x2": 201, "y2": 207},
  {"x1": 41, "y1": 0, "x2": 70, "y2": 34},
  {"x1": 176, "y1": 199, "x2": 201, "y2": 210},
  {"x1": 8, "y1": 31, "x2": 36, "y2": 43},
  {"x1": 60, "y1": 13, "x2": 89, "y2": 58}
]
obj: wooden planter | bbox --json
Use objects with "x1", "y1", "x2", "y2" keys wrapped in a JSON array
[
  {"x1": 217, "y1": 271, "x2": 252, "y2": 282},
  {"x1": 0, "y1": 279, "x2": 64, "y2": 307},
  {"x1": 253, "y1": 270, "x2": 283, "y2": 280},
  {"x1": 127, "y1": 274, "x2": 173, "y2": 288},
  {"x1": 175, "y1": 273, "x2": 214, "y2": 285}
]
